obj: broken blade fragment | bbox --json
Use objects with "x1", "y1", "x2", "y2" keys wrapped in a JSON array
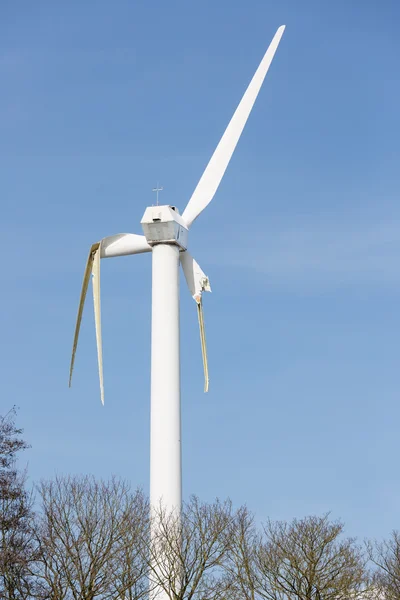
[
  {"x1": 180, "y1": 251, "x2": 211, "y2": 392},
  {"x1": 92, "y1": 244, "x2": 104, "y2": 405},
  {"x1": 197, "y1": 299, "x2": 209, "y2": 393},
  {"x1": 69, "y1": 242, "x2": 100, "y2": 387}
]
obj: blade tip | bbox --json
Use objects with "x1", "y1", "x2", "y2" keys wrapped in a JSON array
[{"x1": 276, "y1": 25, "x2": 286, "y2": 39}]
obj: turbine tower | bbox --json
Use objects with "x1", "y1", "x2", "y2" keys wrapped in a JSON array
[{"x1": 69, "y1": 24, "x2": 285, "y2": 598}]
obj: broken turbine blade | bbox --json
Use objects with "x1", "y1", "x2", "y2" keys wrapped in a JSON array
[
  {"x1": 69, "y1": 242, "x2": 104, "y2": 404},
  {"x1": 92, "y1": 245, "x2": 104, "y2": 405},
  {"x1": 180, "y1": 251, "x2": 211, "y2": 301},
  {"x1": 101, "y1": 233, "x2": 151, "y2": 258},
  {"x1": 197, "y1": 300, "x2": 209, "y2": 393},
  {"x1": 182, "y1": 25, "x2": 285, "y2": 228},
  {"x1": 69, "y1": 242, "x2": 100, "y2": 389},
  {"x1": 180, "y1": 251, "x2": 211, "y2": 392},
  {"x1": 69, "y1": 232, "x2": 150, "y2": 403}
]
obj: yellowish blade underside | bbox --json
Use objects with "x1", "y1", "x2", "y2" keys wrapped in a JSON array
[
  {"x1": 92, "y1": 246, "x2": 104, "y2": 405},
  {"x1": 69, "y1": 242, "x2": 100, "y2": 387},
  {"x1": 197, "y1": 300, "x2": 209, "y2": 393}
]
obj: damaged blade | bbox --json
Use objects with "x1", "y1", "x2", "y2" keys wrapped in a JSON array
[
  {"x1": 197, "y1": 299, "x2": 209, "y2": 393},
  {"x1": 69, "y1": 242, "x2": 100, "y2": 389},
  {"x1": 92, "y1": 244, "x2": 104, "y2": 404},
  {"x1": 180, "y1": 251, "x2": 211, "y2": 302},
  {"x1": 100, "y1": 233, "x2": 151, "y2": 258},
  {"x1": 180, "y1": 251, "x2": 211, "y2": 392},
  {"x1": 69, "y1": 232, "x2": 149, "y2": 403}
]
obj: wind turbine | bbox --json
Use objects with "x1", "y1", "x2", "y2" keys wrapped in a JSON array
[{"x1": 69, "y1": 23, "x2": 285, "y2": 594}]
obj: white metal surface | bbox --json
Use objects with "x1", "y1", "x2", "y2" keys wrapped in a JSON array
[
  {"x1": 141, "y1": 205, "x2": 188, "y2": 250},
  {"x1": 150, "y1": 243, "x2": 182, "y2": 513},
  {"x1": 182, "y1": 25, "x2": 286, "y2": 228}
]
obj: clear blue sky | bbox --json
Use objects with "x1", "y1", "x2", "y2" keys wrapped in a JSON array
[{"x1": 1, "y1": 1, "x2": 399, "y2": 541}]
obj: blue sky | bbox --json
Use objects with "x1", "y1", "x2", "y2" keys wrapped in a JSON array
[{"x1": 1, "y1": 0, "x2": 400, "y2": 541}]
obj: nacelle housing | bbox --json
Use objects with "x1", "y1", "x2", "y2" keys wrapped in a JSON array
[{"x1": 141, "y1": 205, "x2": 188, "y2": 250}]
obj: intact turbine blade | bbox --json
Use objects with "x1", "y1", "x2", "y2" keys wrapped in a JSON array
[
  {"x1": 69, "y1": 242, "x2": 100, "y2": 388},
  {"x1": 182, "y1": 25, "x2": 285, "y2": 228},
  {"x1": 180, "y1": 251, "x2": 211, "y2": 392},
  {"x1": 92, "y1": 245, "x2": 104, "y2": 404}
]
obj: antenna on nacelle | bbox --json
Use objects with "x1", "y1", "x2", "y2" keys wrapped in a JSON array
[{"x1": 152, "y1": 183, "x2": 163, "y2": 206}]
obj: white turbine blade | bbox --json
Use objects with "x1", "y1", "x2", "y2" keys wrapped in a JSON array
[
  {"x1": 69, "y1": 242, "x2": 100, "y2": 387},
  {"x1": 180, "y1": 251, "x2": 211, "y2": 392},
  {"x1": 101, "y1": 233, "x2": 151, "y2": 258},
  {"x1": 92, "y1": 245, "x2": 104, "y2": 404},
  {"x1": 182, "y1": 25, "x2": 285, "y2": 228}
]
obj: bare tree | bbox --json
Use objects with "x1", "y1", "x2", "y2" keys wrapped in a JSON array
[
  {"x1": 35, "y1": 475, "x2": 148, "y2": 600},
  {"x1": 367, "y1": 531, "x2": 400, "y2": 600},
  {"x1": 0, "y1": 407, "x2": 36, "y2": 600},
  {"x1": 223, "y1": 505, "x2": 259, "y2": 600},
  {"x1": 225, "y1": 513, "x2": 371, "y2": 600},
  {"x1": 145, "y1": 496, "x2": 235, "y2": 600},
  {"x1": 109, "y1": 488, "x2": 149, "y2": 600}
]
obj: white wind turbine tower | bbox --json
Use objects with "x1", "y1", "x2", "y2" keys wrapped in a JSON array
[{"x1": 69, "y1": 24, "x2": 285, "y2": 597}]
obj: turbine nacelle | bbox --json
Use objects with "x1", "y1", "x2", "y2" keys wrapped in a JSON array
[{"x1": 141, "y1": 205, "x2": 188, "y2": 250}]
